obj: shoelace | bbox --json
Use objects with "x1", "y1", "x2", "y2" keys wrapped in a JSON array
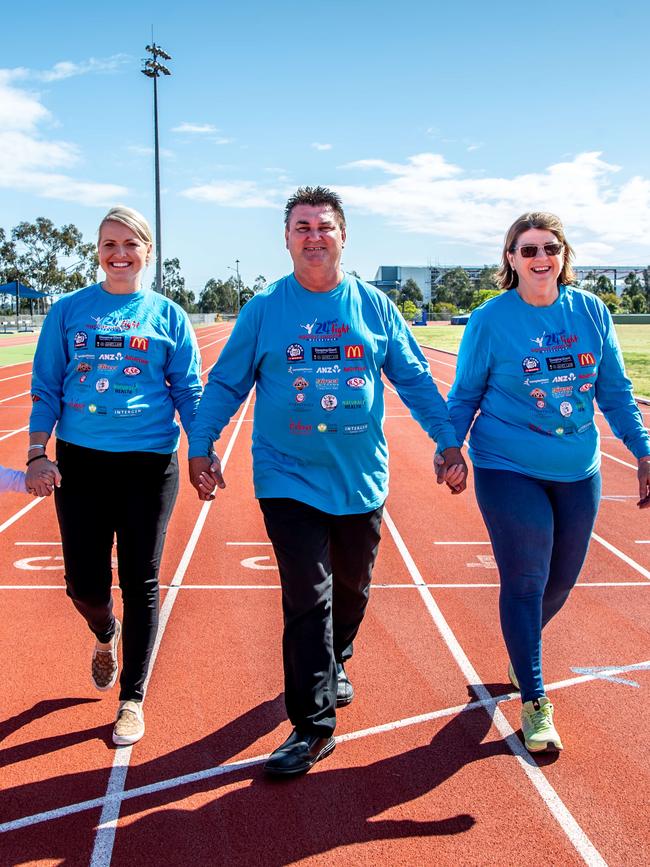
[{"x1": 529, "y1": 706, "x2": 553, "y2": 730}]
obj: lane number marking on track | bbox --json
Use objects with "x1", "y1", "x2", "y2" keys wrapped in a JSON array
[
  {"x1": 14, "y1": 556, "x2": 63, "y2": 571},
  {"x1": 466, "y1": 553, "x2": 497, "y2": 569},
  {"x1": 240, "y1": 556, "x2": 277, "y2": 570}
]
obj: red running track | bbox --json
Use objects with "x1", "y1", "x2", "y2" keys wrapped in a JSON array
[{"x1": 0, "y1": 324, "x2": 648, "y2": 866}]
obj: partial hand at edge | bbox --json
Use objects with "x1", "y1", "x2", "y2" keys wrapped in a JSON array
[{"x1": 638, "y1": 457, "x2": 650, "y2": 509}]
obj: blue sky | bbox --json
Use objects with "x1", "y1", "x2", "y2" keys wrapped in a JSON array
[{"x1": 2, "y1": 1, "x2": 649, "y2": 295}]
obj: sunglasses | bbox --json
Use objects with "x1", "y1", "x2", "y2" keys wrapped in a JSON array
[{"x1": 513, "y1": 242, "x2": 564, "y2": 258}]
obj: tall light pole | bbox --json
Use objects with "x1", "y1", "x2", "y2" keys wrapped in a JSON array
[
  {"x1": 141, "y1": 42, "x2": 172, "y2": 295},
  {"x1": 228, "y1": 259, "x2": 242, "y2": 314}
]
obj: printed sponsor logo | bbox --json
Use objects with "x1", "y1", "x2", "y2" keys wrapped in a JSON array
[
  {"x1": 346, "y1": 376, "x2": 366, "y2": 389},
  {"x1": 578, "y1": 372, "x2": 596, "y2": 379},
  {"x1": 123, "y1": 366, "x2": 141, "y2": 376},
  {"x1": 286, "y1": 343, "x2": 304, "y2": 362},
  {"x1": 555, "y1": 427, "x2": 565, "y2": 435},
  {"x1": 95, "y1": 378, "x2": 110, "y2": 393},
  {"x1": 287, "y1": 365, "x2": 311, "y2": 374},
  {"x1": 578, "y1": 352, "x2": 596, "y2": 367},
  {"x1": 312, "y1": 346, "x2": 341, "y2": 361},
  {"x1": 293, "y1": 377, "x2": 309, "y2": 390},
  {"x1": 317, "y1": 423, "x2": 338, "y2": 433},
  {"x1": 114, "y1": 383, "x2": 137, "y2": 395},
  {"x1": 344, "y1": 344, "x2": 364, "y2": 359},
  {"x1": 577, "y1": 422, "x2": 593, "y2": 433},
  {"x1": 523, "y1": 376, "x2": 549, "y2": 386},
  {"x1": 77, "y1": 362, "x2": 92, "y2": 373},
  {"x1": 74, "y1": 331, "x2": 88, "y2": 348},
  {"x1": 79, "y1": 375, "x2": 88, "y2": 384},
  {"x1": 88, "y1": 315, "x2": 140, "y2": 332},
  {"x1": 320, "y1": 394, "x2": 338, "y2": 411},
  {"x1": 316, "y1": 378, "x2": 339, "y2": 390},
  {"x1": 529, "y1": 388, "x2": 546, "y2": 399},
  {"x1": 559, "y1": 401, "x2": 573, "y2": 417},
  {"x1": 295, "y1": 393, "x2": 306, "y2": 404},
  {"x1": 298, "y1": 318, "x2": 350, "y2": 340},
  {"x1": 289, "y1": 420, "x2": 312, "y2": 434},
  {"x1": 530, "y1": 330, "x2": 578, "y2": 351},
  {"x1": 552, "y1": 386, "x2": 573, "y2": 397},
  {"x1": 546, "y1": 354, "x2": 575, "y2": 371},
  {"x1": 74, "y1": 352, "x2": 95, "y2": 360},
  {"x1": 87, "y1": 403, "x2": 97, "y2": 413},
  {"x1": 129, "y1": 335, "x2": 149, "y2": 351},
  {"x1": 343, "y1": 423, "x2": 368, "y2": 435},
  {"x1": 522, "y1": 356, "x2": 541, "y2": 373},
  {"x1": 95, "y1": 334, "x2": 124, "y2": 349},
  {"x1": 552, "y1": 373, "x2": 576, "y2": 383},
  {"x1": 316, "y1": 365, "x2": 341, "y2": 374},
  {"x1": 113, "y1": 408, "x2": 142, "y2": 417},
  {"x1": 98, "y1": 363, "x2": 118, "y2": 371},
  {"x1": 31, "y1": 394, "x2": 41, "y2": 403},
  {"x1": 535, "y1": 399, "x2": 546, "y2": 409},
  {"x1": 529, "y1": 423, "x2": 552, "y2": 436},
  {"x1": 579, "y1": 382, "x2": 593, "y2": 393},
  {"x1": 99, "y1": 352, "x2": 123, "y2": 361},
  {"x1": 343, "y1": 365, "x2": 365, "y2": 372},
  {"x1": 343, "y1": 399, "x2": 365, "y2": 409},
  {"x1": 67, "y1": 400, "x2": 85, "y2": 412},
  {"x1": 125, "y1": 354, "x2": 148, "y2": 364}
]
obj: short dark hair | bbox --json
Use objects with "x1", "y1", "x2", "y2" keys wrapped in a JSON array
[{"x1": 284, "y1": 186, "x2": 346, "y2": 229}]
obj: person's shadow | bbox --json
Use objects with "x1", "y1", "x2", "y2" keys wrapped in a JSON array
[{"x1": 1, "y1": 685, "x2": 520, "y2": 865}]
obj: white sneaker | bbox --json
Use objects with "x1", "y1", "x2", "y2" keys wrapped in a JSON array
[{"x1": 113, "y1": 700, "x2": 145, "y2": 745}]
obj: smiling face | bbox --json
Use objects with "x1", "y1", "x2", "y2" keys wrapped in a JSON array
[
  {"x1": 507, "y1": 227, "x2": 564, "y2": 303},
  {"x1": 98, "y1": 220, "x2": 152, "y2": 293},
  {"x1": 285, "y1": 204, "x2": 346, "y2": 291}
]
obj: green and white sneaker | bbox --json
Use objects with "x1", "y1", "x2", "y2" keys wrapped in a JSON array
[
  {"x1": 521, "y1": 696, "x2": 563, "y2": 752},
  {"x1": 508, "y1": 661, "x2": 520, "y2": 690}
]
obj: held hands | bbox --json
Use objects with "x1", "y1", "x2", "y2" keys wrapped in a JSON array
[
  {"x1": 25, "y1": 458, "x2": 61, "y2": 498},
  {"x1": 189, "y1": 453, "x2": 226, "y2": 501},
  {"x1": 434, "y1": 446, "x2": 468, "y2": 495},
  {"x1": 638, "y1": 457, "x2": 650, "y2": 509}
]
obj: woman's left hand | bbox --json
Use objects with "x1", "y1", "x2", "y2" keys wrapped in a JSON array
[{"x1": 638, "y1": 457, "x2": 650, "y2": 509}]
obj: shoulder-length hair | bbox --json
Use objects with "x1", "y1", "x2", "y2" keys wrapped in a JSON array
[{"x1": 496, "y1": 212, "x2": 576, "y2": 290}]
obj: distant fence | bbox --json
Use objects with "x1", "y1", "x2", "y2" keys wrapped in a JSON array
[{"x1": 612, "y1": 314, "x2": 650, "y2": 324}]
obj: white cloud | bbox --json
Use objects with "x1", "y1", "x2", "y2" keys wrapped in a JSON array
[
  {"x1": 127, "y1": 145, "x2": 174, "y2": 158},
  {"x1": 312, "y1": 142, "x2": 332, "y2": 151},
  {"x1": 466, "y1": 143, "x2": 483, "y2": 152},
  {"x1": 172, "y1": 122, "x2": 218, "y2": 134},
  {"x1": 214, "y1": 137, "x2": 233, "y2": 145},
  {"x1": 181, "y1": 180, "x2": 280, "y2": 208},
  {"x1": 36, "y1": 55, "x2": 131, "y2": 82},
  {"x1": 335, "y1": 151, "x2": 650, "y2": 262},
  {"x1": 0, "y1": 66, "x2": 129, "y2": 205}
]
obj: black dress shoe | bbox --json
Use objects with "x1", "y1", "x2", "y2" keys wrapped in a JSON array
[
  {"x1": 264, "y1": 729, "x2": 336, "y2": 776},
  {"x1": 336, "y1": 662, "x2": 354, "y2": 707}
]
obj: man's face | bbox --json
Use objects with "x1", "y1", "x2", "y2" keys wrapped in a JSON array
[{"x1": 285, "y1": 204, "x2": 346, "y2": 272}]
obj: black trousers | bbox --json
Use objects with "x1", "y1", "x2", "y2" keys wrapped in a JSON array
[
  {"x1": 259, "y1": 497, "x2": 384, "y2": 737},
  {"x1": 54, "y1": 440, "x2": 179, "y2": 702}
]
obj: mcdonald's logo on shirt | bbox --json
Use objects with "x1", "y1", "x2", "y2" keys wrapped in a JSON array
[
  {"x1": 578, "y1": 352, "x2": 595, "y2": 367},
  {"x1": 129, "y1": 336, "x2": 149, "y2": 351},
  {"x1": 344, "y1": 344, "x2": 364, "y2": 359}
]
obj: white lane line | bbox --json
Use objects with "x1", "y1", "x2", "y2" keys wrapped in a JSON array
[
  {"x1": 0, "y1": 496, "x2": 43, "y2": 534},
  {"x1": 434, "y1": 541, "x2": 490, "y2": 545},
  {"x1": 591, "y1": 531, "x2": 650, "y2": 581},
  {"x1": 0, "y1": 424, "x2": 28, "y2": 442},
  {"x1": 0, "y1": 390, "x2": 29, "y2": 404},
  {"x1": 635, "y1": 540, "x2": 650, "y2": 544},
  {"x1": 89, "y1": 389, "x2": 254, "y2": 867},
  {"x1": 226, "y1": 541, "x2": 272, "y2": 546},
  {"x1": 600, "y1": 451, "x2": 638, "y2": 470},
  {"x1": 0, "y1": 371, "x2": 31, "y2": 382},
  {"x1": 198, "y1": 335, "x2": 230, "y2": 352},
  {"x1": 383, "y1": 507, "x2": 607, "y2": 867},
  {"x1": 4, "y1": 658, "x2": 648, "y2": 837}
]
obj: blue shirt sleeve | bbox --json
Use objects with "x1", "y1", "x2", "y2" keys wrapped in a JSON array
[
  {"x1": 0, "y1": 466, "x2": 27, "y2": 493},
  {"x1": 383, "y1": 302, "x2": 460, "y2": 451},
  {"x1": 446, "y1": 312, "x2": 488, "y2": 444},
  {"x1": 29, "y1": 300, "x2": 67, "y2": 434},
  {"x1": 165, "y1": 308, "x2": 203, "y2": 435},
  {"x1": 595, "y1": 305, "x2": 650, "y2": 459},
  {"x1": 188, "y1": 304, "x2": 258, "y2": 458}
]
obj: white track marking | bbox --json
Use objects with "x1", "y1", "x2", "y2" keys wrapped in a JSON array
[
  {"x1": 635, "y1": 540, "x2": 650, "y2": 544},
  {"x1": 0, "y1": 424, "x2": 28, "y2": 442},
  {"x1": 0, "y1": 496, "x2": 43, "y2": 534},
  {"x1": 600, "y1": 451, "x2": 638, "y2": 470},
  {"x1": 89, "y1": 389, "x2": 253, "y2": 867},
  {"x1": 0, "y1": 389, "x2": 29, "y2": 404},
  {"x1": 0, "y1": 371, "x2": 31, "y2": 382},
  {"x1": 591, "y1": 532, "x2": 650, "y2": 581},
  {"x1": 3, "y1": 658, "x2": 648, "y2": 837},
  {"x1": 3, "y1": 581, "x2": 650, "y2": 590},
  {"x1": 383, "y1": 507, "x2": 607, "y2": 867}
]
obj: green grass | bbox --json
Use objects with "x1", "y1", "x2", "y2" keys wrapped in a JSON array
[
  {"x1": 412, "y1": 322, "x2": 650, "y2": 396},
  {"x1": 0, "y1": 344, "x2": 37, "y2": 366}
]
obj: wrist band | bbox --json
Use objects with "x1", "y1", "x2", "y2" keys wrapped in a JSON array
[
  {"x1": 28, "y1": 444, "x2": 46, "y2": 451},
  {"x1": 26, "y1": 454, "x2": 48, "y2": 466}
]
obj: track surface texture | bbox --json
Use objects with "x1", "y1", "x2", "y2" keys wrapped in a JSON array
[{"x1": 1, "y1": 324, "x2": 648, "y2": 866}]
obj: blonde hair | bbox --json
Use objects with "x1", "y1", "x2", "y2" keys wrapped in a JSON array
[
  {"x1": 98, "y1": 206, "x2": 153, "y2": 246},
  {"x1": 496, "y1": 212, "x2": 576, "y2": 290}
]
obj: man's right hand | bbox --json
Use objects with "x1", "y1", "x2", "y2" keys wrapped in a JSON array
[{"x1": 189, "y1": 455, "x2": 226, "y2": 501}]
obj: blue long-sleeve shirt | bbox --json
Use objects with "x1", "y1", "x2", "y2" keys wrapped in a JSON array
[
  {"x1": 0, "y1": 466, "x2": 26, "y2": 493},
  {"x1": 189, "y1": 273, "x2": 459, "y2": 514},
  {"x1": 447, "y1": 285, "x2": 650, "y2": 481},
  {"x1": 30, "y1": 284, "x2": 202, "y2": 453}
]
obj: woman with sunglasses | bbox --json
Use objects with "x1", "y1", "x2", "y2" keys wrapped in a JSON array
[
  {"x1": 444, "y1": 212, "x2": 650, "y2": 753},
  {"x1": 26, "y1": 206, "x2": 202, "y2": 746}
]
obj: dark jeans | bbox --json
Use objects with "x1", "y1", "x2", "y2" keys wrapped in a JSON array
[
  {"x1": 259, "y1": 498, "x2": 384, "y2": 737},
  {"x1": 55, "y1": 440, "x2": 179, "y2": 702},
  {"x1": 473, "y1": 467, "x2": 601, "y2": 703}
]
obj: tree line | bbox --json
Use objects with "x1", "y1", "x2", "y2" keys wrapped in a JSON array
[{"x1": 2, "y1": 218, "x2": 649, "y2": 316}]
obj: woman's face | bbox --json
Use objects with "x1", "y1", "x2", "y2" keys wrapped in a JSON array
[
  {"x1": 98, "y1": 221, "x2": 151, "y2": 285},
  {"x1": 507, "y1": 227, "x2": 564, "y2": 296}
]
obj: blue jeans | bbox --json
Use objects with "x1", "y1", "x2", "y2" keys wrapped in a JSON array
[{"x1": 473, "y1": 467, "x2": 601, "y2": 703}]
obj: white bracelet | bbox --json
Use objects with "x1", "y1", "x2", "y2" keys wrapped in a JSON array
[{"x1": 28, "y1": 444, "x2": 46, "y2": 452}]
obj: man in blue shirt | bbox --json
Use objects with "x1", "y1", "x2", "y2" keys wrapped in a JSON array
[{"x1": 189, "y1": 187, "x2": 466, "y2": 775}]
